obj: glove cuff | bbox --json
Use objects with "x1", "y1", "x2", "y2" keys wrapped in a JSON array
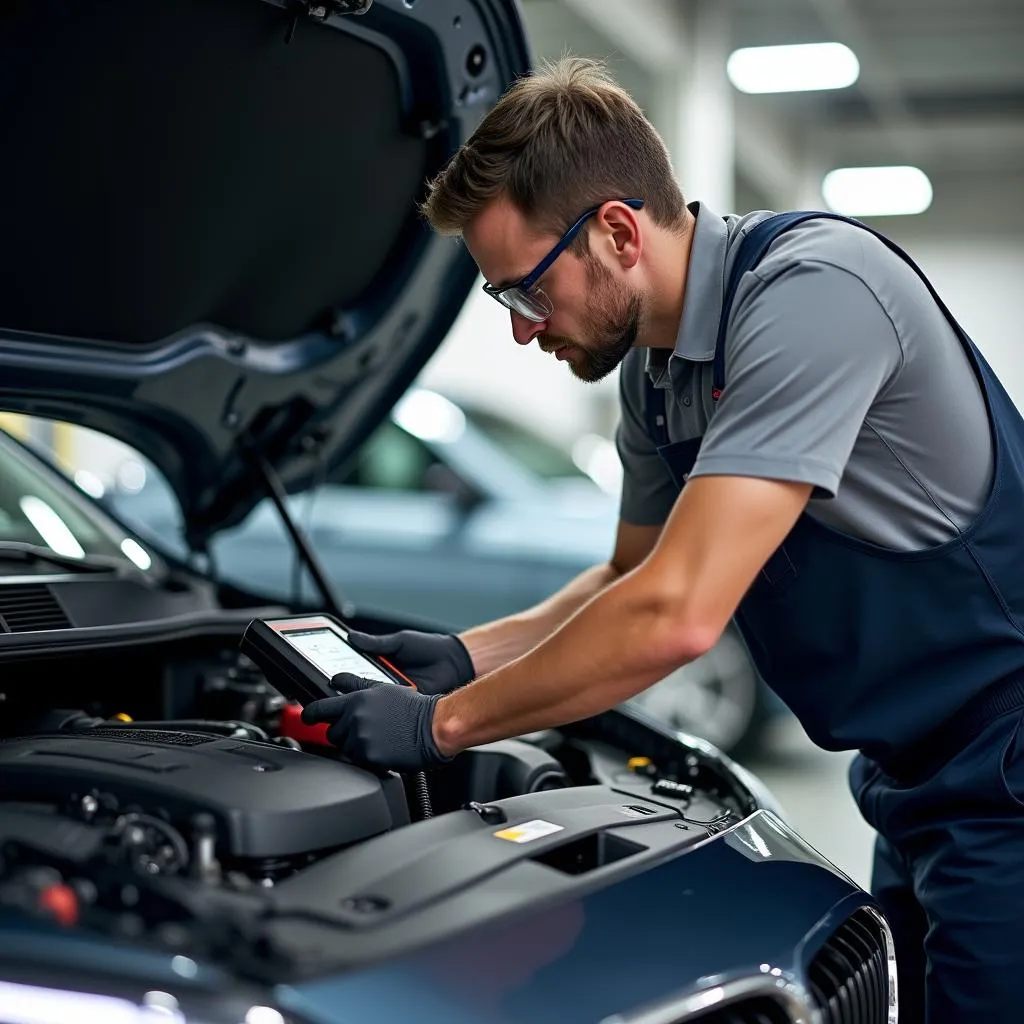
[
  {"x1": 421, "y1": 693, "x2": 456, "y2": 767},
  {"x1": 447, "y1": 633, "x2": 476, "y2": 684}
]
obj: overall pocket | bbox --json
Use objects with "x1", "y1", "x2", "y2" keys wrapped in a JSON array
[
  {"x1": 760, "y1": 545, "x2": 797, "y2": 586},
  {"x1": 747, "y1": 544, "x2": 799, "y2": 605}
]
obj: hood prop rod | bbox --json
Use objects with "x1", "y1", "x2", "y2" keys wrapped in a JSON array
[{"x1": 251, "y1": 451, "x2": 345, "y2": 619}]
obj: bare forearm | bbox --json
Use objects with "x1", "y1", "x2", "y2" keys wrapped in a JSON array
[
  {"x1": 431, "y1": 477, "x2": 812, "y2": 756},
  {"x1": 457, "y1": 562, "x2": 620, "y2": 675},
  {"x1": 436, "y1": 567, "x2": 709, "y2": 752}
]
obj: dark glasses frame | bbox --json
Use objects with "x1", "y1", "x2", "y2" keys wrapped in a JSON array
[{"x1": 481, "y1": 198, "x2": 645, "y2": 322}]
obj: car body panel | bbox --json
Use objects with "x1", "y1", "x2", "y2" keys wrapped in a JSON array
[
  {"x1": 0, "y1": 812, "x2": 882, "y2": 1024},
  {"x1": 0, "y1": 0, "x2": 532, "y2": 545},
  {"x1": 280, "y1": 814, "x2": 865, "y2": 1024}
]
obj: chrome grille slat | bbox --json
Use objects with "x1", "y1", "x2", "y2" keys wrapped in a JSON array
[{"x1": 809, "y1": 908, "x2": 890, "y2": 1024}]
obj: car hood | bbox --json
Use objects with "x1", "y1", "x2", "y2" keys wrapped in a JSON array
[{"x1": 0, "y1": 0, "x2": 530, "y2": 548}]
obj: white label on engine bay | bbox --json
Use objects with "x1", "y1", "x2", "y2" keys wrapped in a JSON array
[{"x1": 493, "y1": 819, "x2": 564, "y2": 844}]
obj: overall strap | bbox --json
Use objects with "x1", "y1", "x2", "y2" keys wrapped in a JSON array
[
  {"x1": 646, "y1": 208, "x2": 972, "y2": 436},
  {"x1": 643, "y1": 211, "x2": 816, "y2": 437},
  {"x1": 713, "y1": 211, "x2": 825, "y2": 399},
  {"x1": 713, "y1": 209, "x2": 978, "y2": 400}
]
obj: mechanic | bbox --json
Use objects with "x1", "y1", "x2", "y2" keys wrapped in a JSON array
[{"x1": 302, "y1": 57, "x2": 1024, "y2": 1022}]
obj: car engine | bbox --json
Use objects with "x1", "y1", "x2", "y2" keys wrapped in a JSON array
[{"x1": 0, "y1": 625, "x2": 758, "y2": 981}]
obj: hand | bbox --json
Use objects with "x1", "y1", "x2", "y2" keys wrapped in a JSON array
[
  {"x1": 345, "y1": 629, "x2": 475, "y2": 696},
  {"x1": 301, "y1": 675, "x2": 454, "y2": 772}
]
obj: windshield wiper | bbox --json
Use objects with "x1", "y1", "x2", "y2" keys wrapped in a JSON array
[{"x1": 0, "y1": 541, "x2": 130, "y2": 574}]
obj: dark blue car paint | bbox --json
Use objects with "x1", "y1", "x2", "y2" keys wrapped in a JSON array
[{"x1": 278, "y1": 814, "x2": 872, "y2": 1024}]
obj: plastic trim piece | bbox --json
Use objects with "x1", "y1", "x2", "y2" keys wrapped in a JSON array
[{"x1": 0, "y1": 606, "x2": 289, "y2": 660}]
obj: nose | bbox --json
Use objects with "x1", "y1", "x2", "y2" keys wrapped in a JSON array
[{"x1": 510, "y1": 310, "x2": 546, "y2": 346}]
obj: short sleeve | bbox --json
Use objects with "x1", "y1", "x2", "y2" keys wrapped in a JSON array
[{"x1": 690, "y1": 259, "x2": 904, "y2": 497}]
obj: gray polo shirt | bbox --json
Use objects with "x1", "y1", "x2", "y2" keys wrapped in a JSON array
[{"x1": 616, "y1": 202, "x2": 993, "y2": 550}]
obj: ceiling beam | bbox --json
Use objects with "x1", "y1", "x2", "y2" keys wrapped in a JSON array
[
  {"x1": 555, "y1": 0, "x2": 808, "y2": 209},
  {"x1": 558, "y1": 0, "x2": 684, "y2": 72},
  {"x1": 807, "y1": 0, "x2": 929, "y2": 162},
  {"x1": 818, "y1": 114, "x2": 1024, "y2": 170},
  {"x1": 734, "y1": 105, "x2": 821, "y2": 207}
]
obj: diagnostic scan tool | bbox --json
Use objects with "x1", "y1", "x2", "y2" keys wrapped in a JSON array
[{"x1": 240, "y1": 614, "x2": 415, "y2": 706}]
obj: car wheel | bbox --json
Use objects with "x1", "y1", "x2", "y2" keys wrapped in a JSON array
[{"x1": 627, "y1": 626, "x2": 764, "y2": 756}]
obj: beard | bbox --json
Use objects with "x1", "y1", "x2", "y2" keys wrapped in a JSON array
[{"x1": 544, "y1": 256, "x2": 642, "y2": 383}]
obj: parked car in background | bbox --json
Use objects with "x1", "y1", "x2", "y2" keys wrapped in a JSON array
[{"x1": 100, "y1": 386, "x2": 785, "y2": 756}]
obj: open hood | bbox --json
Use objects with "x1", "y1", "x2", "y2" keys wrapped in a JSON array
[{"x1": 0, "y1": 0, "x2": 530, "y2": 548}]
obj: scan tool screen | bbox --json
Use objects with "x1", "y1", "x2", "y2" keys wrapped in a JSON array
[{"x1": 281, "y1": 627, "x2": 396, "y2": 684}]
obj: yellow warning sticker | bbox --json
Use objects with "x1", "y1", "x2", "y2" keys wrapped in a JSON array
[{"x1": 493, "y1": 819, "x2": 565, "y2": 844}]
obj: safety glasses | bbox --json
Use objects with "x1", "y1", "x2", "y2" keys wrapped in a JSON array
[{"x1": 481, "y1": 198, "x2": 644, "y2": 322}]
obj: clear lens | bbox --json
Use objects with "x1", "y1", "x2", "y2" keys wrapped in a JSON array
[{"x1": 504, "y1": 286, "x2": 552, "y2": 322}]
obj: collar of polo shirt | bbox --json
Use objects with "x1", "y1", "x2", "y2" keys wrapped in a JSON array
[{"x1": 645, "y1": 200, "x2": 728, "y2": 387}]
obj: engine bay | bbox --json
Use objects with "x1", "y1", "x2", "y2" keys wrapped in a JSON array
[{"x1": 0, "y1": 606, "x2": 761, "y2": 983}]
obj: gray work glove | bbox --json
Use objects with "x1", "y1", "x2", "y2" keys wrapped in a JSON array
[
  {"x1": 345, "y1": 629, "x2": 475, "y2": 697},
  {"x1": 302, "y1": 675, "x2": 452, "y2": 772}
]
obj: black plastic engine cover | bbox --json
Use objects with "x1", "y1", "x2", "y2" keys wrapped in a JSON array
[{"x1": 0, "y1": 731, "x2": 395, "y2": 860}]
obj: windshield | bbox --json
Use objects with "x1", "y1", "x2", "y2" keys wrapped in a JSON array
[{"x1": 0, "y1": 429, "x2": 158, "y2": 572}]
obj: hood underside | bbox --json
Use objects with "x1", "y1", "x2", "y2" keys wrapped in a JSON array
[{"x1": 0, "y1": 0, "x2": 530, "y2": 546}]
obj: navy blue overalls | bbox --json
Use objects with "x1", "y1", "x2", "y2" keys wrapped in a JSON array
[{"x1": 645, "y1": 212, "x2": 1024, "y2": 1023}]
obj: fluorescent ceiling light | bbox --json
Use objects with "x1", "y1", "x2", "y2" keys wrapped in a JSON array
[
  {"x1": 727, "y1": 42, "x2": 859, "y2": 94},
  {"x1": 19, "y1": 495, "x2": 85, "y2": 558},
  {"x1": 822, "y1": 165, "x2": 934, "y2": 217},
  {"x1": 120, "y1": 537, "x2": 153, "y2": 571},
  {"x1": 73, "y1": 469, "x2": 105, "y2": 499}
]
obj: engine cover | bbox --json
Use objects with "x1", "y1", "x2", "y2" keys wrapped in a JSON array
[{"x1": 0, "y1": 730, "x2": 396, "y2": 860}]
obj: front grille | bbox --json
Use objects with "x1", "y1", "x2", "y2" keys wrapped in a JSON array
[
  {"x1": 809, "y1": 908, "x2": 890, "y2": 1023},
  {"x1": 0, "y1": 584, "x2": 70, "y2": 632},
  {"x1": 84, "y1": 728, "x2": 214, "y2": 746},
  {"x1": 687, "y1": 997, "x2": 791, "y2": 1023}
]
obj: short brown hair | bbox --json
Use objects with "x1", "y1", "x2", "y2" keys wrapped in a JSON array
[{"x1": 420, "y1": 56, "x2": 686, "y2": 248}]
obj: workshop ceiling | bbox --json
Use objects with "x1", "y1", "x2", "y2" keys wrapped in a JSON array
[
  {"x1": 518, "y1": 0, "x2": 1024, "y2": 220},
  {"x1": 728, "y1": 0, "x2": 1024, "y2": 175}
]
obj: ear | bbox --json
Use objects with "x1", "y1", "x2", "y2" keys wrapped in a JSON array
[{"x1": 593, "y1": 200, "x2": 642, "y2": 270}]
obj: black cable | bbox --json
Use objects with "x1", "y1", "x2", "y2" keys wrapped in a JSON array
[
  {"x1": 292, "y1": 442, "x2": 330, "y2": 607},
  {"x1": 290, "y1": 526, "x2": 302, "y2": 605},
  {"x1": 413, "y1": 771, "x2": 433, "y2": 819},
  {"x1": 251, "y1": 451, "x2": 344, "y2": 619}
]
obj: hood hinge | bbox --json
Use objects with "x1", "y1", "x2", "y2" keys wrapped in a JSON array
[{"x1": 285, "y1": 0, "x2": 373, "y2": 44}]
